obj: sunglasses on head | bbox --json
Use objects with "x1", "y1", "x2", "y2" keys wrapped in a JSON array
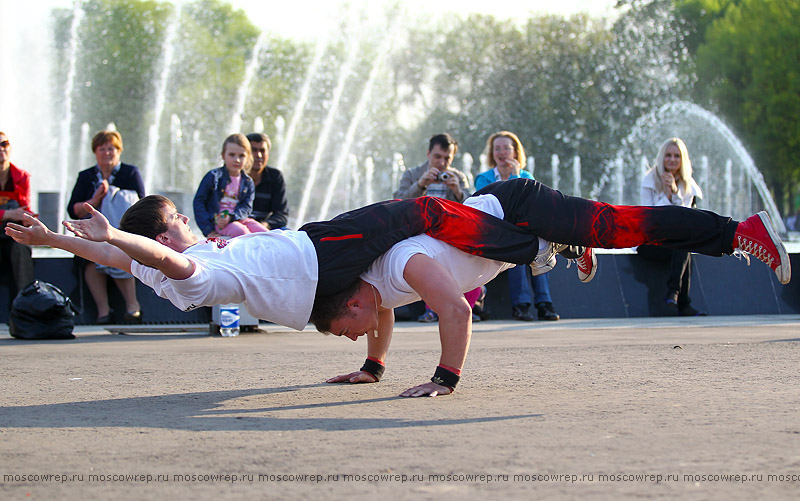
[{"x1": 0, "y1": 141, "x2": 9, "y2": 148}]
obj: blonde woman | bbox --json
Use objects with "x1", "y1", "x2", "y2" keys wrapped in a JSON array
[{"x1": 639, "y1": 137, "x2": 704, "y2": 316}]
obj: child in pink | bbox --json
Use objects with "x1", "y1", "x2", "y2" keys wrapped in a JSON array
[{"x1": 193, "y1": 134, "x2": 269, "y2": 238}]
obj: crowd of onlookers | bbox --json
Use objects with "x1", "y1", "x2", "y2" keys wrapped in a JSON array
[
  {"x1": 0, "y1": 126, "x2": 722, "y2": 323},
  {"x1": 0, "y1": 129, "x2": 290, "y2": 325}
]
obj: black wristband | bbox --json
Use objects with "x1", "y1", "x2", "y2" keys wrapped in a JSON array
[
  {"x1": 360, "y1": 358, "x2": 385, "y2": 381},
  {"x1": 431, "y1": 365, "x2": 460, "y2": 390}
]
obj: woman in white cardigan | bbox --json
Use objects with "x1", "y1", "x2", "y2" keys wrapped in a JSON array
[{"x1": 639, "y1": 137, "x2": 705, "y2": 316}]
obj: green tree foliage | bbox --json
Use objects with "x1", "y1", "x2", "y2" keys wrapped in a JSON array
[{"x1": 676, "y1": 0, "x2": 800, "y2": 210}]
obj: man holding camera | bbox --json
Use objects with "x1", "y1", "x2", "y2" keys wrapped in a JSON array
[
  {"x1": 393, "y1": 133, "x2": 470, "y2": 202},
  {"x1": 393, "y1": 133, "x2": 473, "y2": 322}
]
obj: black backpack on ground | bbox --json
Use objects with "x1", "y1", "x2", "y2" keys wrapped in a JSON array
[{"x1": 9, "y1": 280, "x2": 78, "y2": 340}]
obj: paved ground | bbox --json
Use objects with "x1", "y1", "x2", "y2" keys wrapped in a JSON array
[{"x1": 1, "y1": 316, "x2": 799, "y2": 500}]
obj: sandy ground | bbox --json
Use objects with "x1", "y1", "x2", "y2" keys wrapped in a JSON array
[{"x1": 1, "y1": 316, "x2": 799, "y2": 500}]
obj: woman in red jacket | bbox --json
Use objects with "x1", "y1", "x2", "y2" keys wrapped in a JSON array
[{"x1": 0, "y1": 131, "x2": 35, "y2": 298}]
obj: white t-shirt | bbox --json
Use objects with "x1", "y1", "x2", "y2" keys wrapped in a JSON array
[
  {"x1": 360, "y1": 194, "x2": 516, "y2": 308},
  {"x1": 131, "y1": 230, "x2": 318, "y2": 330}
]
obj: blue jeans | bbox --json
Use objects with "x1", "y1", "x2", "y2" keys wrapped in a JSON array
[{"x1": 508, "y1": 264, "x2": 552, "y2": 306}]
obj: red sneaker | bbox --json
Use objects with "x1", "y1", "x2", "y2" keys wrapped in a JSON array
[
  {"x1": 574, "y1": 246, "x2": 597, "y2": 283},
  {"x1": 734, "y1": 211, "x2": 791, "y2": 284}
]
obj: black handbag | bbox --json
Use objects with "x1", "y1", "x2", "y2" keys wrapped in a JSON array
[{"x1": 9, "y1": 280, "x2": 79, "y2": 340}]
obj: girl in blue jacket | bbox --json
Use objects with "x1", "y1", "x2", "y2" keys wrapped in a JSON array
[{"x1": 193, "y1": 134, "x2": 269, "y2": 237}]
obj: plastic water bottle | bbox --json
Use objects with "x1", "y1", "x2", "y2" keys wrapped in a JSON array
[{"x1": 219, "y1": 304, "x2": 240, "y2": 337}]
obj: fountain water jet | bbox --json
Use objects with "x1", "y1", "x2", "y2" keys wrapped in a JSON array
[
  {"x1": 143, "y1": 4, "x2": 181, "y2": 194},
  {"x1": 229, "y1": 32, "x2": 267, "y2": 133},
  {"x1": 615, "y1": 156, "x2": 625, "y2": 203},
  {"x1": 78, "y1": 122, "x2": 91, "y2": 175},
  {"x1": 253, "y1": 116, "x2": 265, "y2": 134},
  {"x1": 296, "y1": 8, "x2": 361, "y2": 224},
  {"x1": 169, "y1": 114, "x2": 182, "y2": 189},
  {"x1": 275, "y1": 33, "x2": 329, "y2": 177},
  {"x1": 461, "y1": 153, "x2": 474, "y2": 189},
  {"x1": 317, "y1": 17, "x2": 398, "y2": 220},
  {"x1": 57, "y1": 2, "x2": 84, "y2": 228},
  {"x1": 346, "y1": 154, "x2": 359, "y2": 209},
  {"x1": 364, "y1": 157, "x2": 375, "y2": 206},
  {"x1": 550, "y1": 154, "x2": 560, "y2": 191},
  {"x1": 191, "y1": 130, "x2": 202, "y2": 191},
  {"x1": 571, "y1": 156, "x2": 581, "y2": 196}
]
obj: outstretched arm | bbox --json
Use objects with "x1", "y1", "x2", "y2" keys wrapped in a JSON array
[
  {"x1": 399, "y1": 253, "x2": 472, "y2": 397},
  {"x1": 5, "y1": 213, "x2": 133, "y2": 271},
  {"x1": 63, "y1": 203, "x2": 195, "y2": 280}
]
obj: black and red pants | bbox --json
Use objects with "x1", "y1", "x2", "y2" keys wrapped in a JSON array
[{"x1": 301, "y1": 178, "x2": 738, "y2": 296}]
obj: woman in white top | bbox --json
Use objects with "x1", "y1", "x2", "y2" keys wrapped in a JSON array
[{"x1": 639, "y1": 137, "x2": 705, "y2": 316}]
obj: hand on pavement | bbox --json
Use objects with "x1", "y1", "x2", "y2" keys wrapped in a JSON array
[
  {"x1": 400, "y1": 381, "x2": 452, "y2": 397},
  {"x1": 326, "y1": 370, "x2": 379, "y2": 384}
]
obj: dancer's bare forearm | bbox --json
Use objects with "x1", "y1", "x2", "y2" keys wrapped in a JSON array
[{"x1": 5, "y1": 215, "x2": 132, "y2": 271}]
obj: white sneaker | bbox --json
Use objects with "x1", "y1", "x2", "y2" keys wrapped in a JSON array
[{"x1": 530, "y1": 241, "x2": 567, "y2": 276}]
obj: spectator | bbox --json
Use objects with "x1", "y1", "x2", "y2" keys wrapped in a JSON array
[
  {"x1": 67, "y1": 130, "x2": 144, "y2": 324},
  {"x1": 474, "y1": 131, "x2": 559, "y2": 321},
  {"x1": 638, "y1": 137, "x2": 705, "y2": 316},
  {"x1": 246, "y1": 133, "x2": 289, "y2": 229},
  {"x1": 393, "y1": 133, "x2": 478, "y2": 322},
  {"x1": 0, "y1": 131, "x2": 35, "y2": 301},
  {"x1": 393, "y1": 133, "x2": 469, "y2": 202},
  {"x1": 193, "y1": 134, "x2": 268, "y2": 238}
]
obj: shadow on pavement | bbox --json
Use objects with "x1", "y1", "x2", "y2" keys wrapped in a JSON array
[{"x1": 0, "y1": 385, "x2": 543, "y2": 432}]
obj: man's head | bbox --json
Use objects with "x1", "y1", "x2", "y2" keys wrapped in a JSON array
[
  {"x1": 246, "y1": 132, "x2": 271, "y2": 172},
  {"x1": 426, "y1": 133, "x2": 458, "y2": 172},
  {"x1": 120, "y1": 195, "x2": 197, "y2": 252},
  {"x1": 310, "y1": 280, "x2": 377, "y2": 341}
]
